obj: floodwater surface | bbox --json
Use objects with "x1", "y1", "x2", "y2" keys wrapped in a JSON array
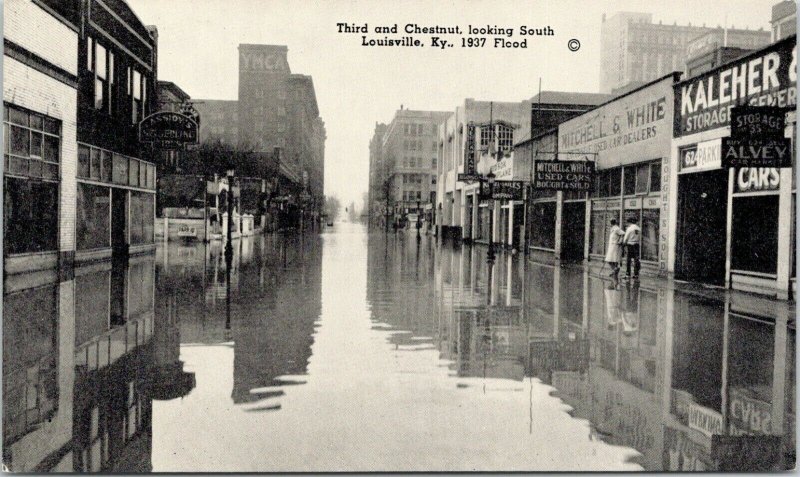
[{"x1": 3, "y1": 222, "x2": 795, "y2": 472}]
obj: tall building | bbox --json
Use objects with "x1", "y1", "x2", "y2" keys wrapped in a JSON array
[
  {"x1": 684, "y1": 27, "x2": 771, "y2": 77},
  {"x1": 374, "y1": 109, "x2": 450, "y2": 226},
  {"x1": 600, "y1": 12, "x2": 709, "y2": 94},
  {"x1": 367, "y1": 122, "x2": 388, "y2": 227},
  {"x1": 196, "y1": 44, "x2": 326, "y2": 226},
  {"x1": 771, "y1": 0, "x2": 797, "y2": 40}
]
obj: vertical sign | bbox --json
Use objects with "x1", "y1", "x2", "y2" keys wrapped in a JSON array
[{"x1": 465, "y1": 122, "x2": 476, "y2": 175}]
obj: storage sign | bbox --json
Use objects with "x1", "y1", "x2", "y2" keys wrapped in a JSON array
[
  {"x1": 731, "y1": 106, "x2": 790, "y2": 138},
  {"x1": 675, "y1": 36, "x2": 796, "y2": 136}
]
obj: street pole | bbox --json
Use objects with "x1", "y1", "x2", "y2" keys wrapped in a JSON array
[
  {"x1": 416, "y1": 200, "x2": 421, "y2": 239},
  {"x1": 486, "y1": 171, "x2": 496, "y2": 264},
  {"x1": 225, "y1": 168, "x2": 234, "y2": 263}
]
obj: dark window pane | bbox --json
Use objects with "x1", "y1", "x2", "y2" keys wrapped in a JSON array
[
  {"x1": 636, "y1": 164, "x2": 649, "y2": 194},
  {"x1": 129, "y1": 159, "x2": 139, "y2": 187},
  {"x1": 78, "y1": 145, "x2": 90, "y2": 178},
  {"x1": 76, "y1": 183, "x2": 110, "y2": 250},
  {"x1": 8, "y1": 157, "x2": 28, "y2": 175},
  {"x1": 42, "y1": 162, "x2": 58, "y2": 180},
  {"x1": 623, "y1": 167, "x2": 636, "y2": 195},
  {"x1": 4, "y1": 178, "x2": 58, "y2": 254},
  {"x1": 90, "y1": 148, "x2": 101, "y2": 179},
  {"x1": 608, "y1": 168, "x2": 621, "y2": 196},
  {"x1": 529, "y1": 201, "x2": 557, "y2": 249},
  {"x1": 590, "y1": 210, "x2": 607, "y2": 256},
  {"x1": 10, "y1": 125, "x2": 29, "y2": 156},
  {"x1": 4, "y1": 124, "x2": 8, "y2": 154},
  {"x1": 95, "y1": 79, "x2": 105, "y2": 110},
  {"x1": 31, "y1": 182, "x2": 58, "y2": 251},
  {"x1": 139, "y1": 161, "x2": 147, "y2": 187},
  {"x1": 147, "y1": 164, "x2": 156, "y2": 189},
  {"x1": 113, "y1": 154, "x2": 128, "y2": 184},
  {"x1": 30, "y1": 133, "x2": 42, "y2": 157},
  {"x1": 43, "y1": 118, "x2": 59, "y2": 135},
  {"x1": 101, "y1": 151, "x2": 112, "y2": 182},
  {"x1": 43, "y1": 135, "x2": 59, "y2": 163},
  {"x1": 8, "y1": 107, "x2": 28, "y2": 126},
  {"x1": 641, "y1": 208, "x2": 660, "y2": 262},
  {"x1": 650, "y1": 162, "x2": 661, "y2": 192},
  {"x1": 731, "y1": 195, "x2": 779, "y2": 274},
  {"x1": 29, "y1": 114, "x2": 43, "y2": 131},
  {"x1": 29, "y1": 159, "x2": 42, "y2": 178}
]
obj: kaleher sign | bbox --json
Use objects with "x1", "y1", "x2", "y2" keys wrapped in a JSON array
[
  {"x1": 139, "y1": 112, "x2": 199, "y2": 149},
  {"x1": 675, "y1": 36, "x2": 796, "y2": 137}
]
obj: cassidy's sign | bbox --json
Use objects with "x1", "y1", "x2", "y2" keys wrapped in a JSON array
[
  {"x1": 140, "y1": 112, "x2": 198, "y2": 146},
  {"x1": 675, "y1": 37, "x2": 797, "y2": 136}
]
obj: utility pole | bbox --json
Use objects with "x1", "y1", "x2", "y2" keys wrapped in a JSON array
[{"x1": 225, "y1": 168, "x2": 235, "y2": 263}]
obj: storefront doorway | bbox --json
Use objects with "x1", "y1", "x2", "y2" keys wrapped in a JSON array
[
  {"x1": 512, "y1": 203, "x2": 524, "y2": 249},
  {"x1": 561, "y1": 202, "x2": 586, "y2": 262},
  {"x1": 676, "y1": 169, "x2": 728, "y2": 285},
  {"x1": 111, "y1": 188, "x2": 128, "y2": 256}
]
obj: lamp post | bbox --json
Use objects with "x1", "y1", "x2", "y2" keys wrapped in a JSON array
[
  {"x1": 225, "y1": 168, "x2": 234, "y2": 263},
  {"x1": 486, "y1": 170, "x2": 496, "y2": 264},
  {"x1": 416, "y1": 200, "x2": 421, "y2": 239}
]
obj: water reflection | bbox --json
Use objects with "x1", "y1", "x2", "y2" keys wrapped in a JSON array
[
  {"x1": 3, "y1": 225, "x2": 794, "y2": 472},
  {"x1": 2, "y1": 255, "x2": 188, "y2": 472}
]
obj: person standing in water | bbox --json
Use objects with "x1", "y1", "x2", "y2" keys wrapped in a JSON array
[{"x1": 604, "y1": 218, "x2": 624, "y2": 279}]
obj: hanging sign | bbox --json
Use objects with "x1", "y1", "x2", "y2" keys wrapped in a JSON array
[
  {"x1": 533, "y1": 160, "x2": 594, "y2": 191},
  {"x1": 731, "y1": 106, "x2": 790, "y2": 138},
  {"x1": 721, "y1": 137, "x2": 792, "y2": 168},
  {"x1": 139, "y1": 112, "x2": 199, "y2": 149},
  {"x1": 464, "y1": 122, "x2": 476, "y2": 174},
  {"x1": 480, "y1": 180, "x2": 524, "y2": 200}
]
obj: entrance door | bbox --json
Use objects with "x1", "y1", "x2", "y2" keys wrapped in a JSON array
[
  {"x1": 111, "y1": 188, "x2": 128, "y2": 256},
  {"x1": 676, "y1": 169, "x2": 728, "y2": 285},
  {"x1": 512, "y1": 203, "x2": 525, "y2": 249},
  {"x1": 561, "y1": 202, "x2": 586, "y2": 261}
]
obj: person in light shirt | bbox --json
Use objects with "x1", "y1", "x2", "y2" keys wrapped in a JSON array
[{"x1": 623, "y1": 217, "x2": 641, "y2": 280}]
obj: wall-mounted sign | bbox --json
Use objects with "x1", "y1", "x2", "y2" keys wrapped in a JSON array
[
  {"x1": 728, "y1": 388, "x2": 773, "y2": 434},
  {"x1": 731, "y1": 106, "x2": 790, "y2": 138},
  {"x1": 479, "y1": 180, "x2": 524, "y2": 200},
  {"x1": 533, "y1": 160, "x2": 594, "y2": 191},
  {"x1": 139, "y1": 112, "x2": 198, "y2": 147},
  {"x1": 734, "y1": 167, "x2": 781, "y2": 192},
  {"x1": 680, "y1": 138, "x2": 721, "y2": 172},
  {"x1": 721, "y1": 137, "x2": 792, "y2": 168},
  {"x1": 465, "y1": 122, "x2": 476, "y2": 175},
  {"x1": 457, "y1": 173, "x2": 482, "y2": 183},
  {"x1": 675, "y1": 37, "x2": 797, "y2": 137}
]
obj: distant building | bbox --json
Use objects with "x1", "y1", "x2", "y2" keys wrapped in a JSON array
[
  {"x1": 684, "y1": 27, "x2": 771, "y2": 77},
  {"x1": 376, "y1": 109, "x2": 450, "y2": 228},
  {"x1": 156, "y1": 80, "x2": 196, "y2": 174},
  {"x1": 525, "y1": 91, "x2": 616, "y2": 141},
  {"x1": 367, "y1": 122, "x2": 389, "y2": 227},
  {"x1": 196, "y1": 44, "x2": 326, "y2": 227},
  {"x1": 600, "y1": 12, "x2": 710, "y2": 94},
  {"x1": 771, "y1": 0, "x2": 797, "y2": 40}
]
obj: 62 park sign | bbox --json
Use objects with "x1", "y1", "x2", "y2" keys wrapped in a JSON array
[{"x1": 139, "y1": 112, "x2": 199, "y2": 150}]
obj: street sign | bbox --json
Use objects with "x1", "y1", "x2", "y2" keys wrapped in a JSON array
[
  {"x1": 721, "y1": 137, "x2": 792, "y2": 168},
  {"x1": 457, "y1": 173, "x2": 482, "y2": 183},
  {"x1": 139, "y1": 112, "x2": 199, "y2": 148},
  {"x1": 479, "y1": 180, "x2": 524, "y2": 200},
  {"x1": 533, "y1": 160, "x2": 594, "y2": 191},
  {"x1": 731, "y1": 106, "x2": 790, "y2": 139},
  {"x1": 464, "y1": 122, "x2": 476, "y2": 175}
]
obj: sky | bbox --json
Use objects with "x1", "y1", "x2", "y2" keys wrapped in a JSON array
[{"x1": 128, "y1": 0, "x2": 776, "y2": 208}]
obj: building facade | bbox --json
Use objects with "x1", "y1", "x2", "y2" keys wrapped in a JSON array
[
  {"x1": 3, "y1": 0, "x2": 79, "y2": 276},
  {"x1": 379, "y1": 109, "x2": 450, "y2": 226},
  {"x1": 771, "y1": 0, "x2": 797, "y2": 41},
  {"x1": 671, "y1": 35, "x2": 796, "y2": 298},
  {"x1": 195, "y1": 99, "x2": 238, "y2": 145},
  {"x1": 600, "y1": 12, "x2": 709, "y2": 94},
  {"x1": 685, "y1": 27, "x2": 772, "y2": 77},
  {"x1": 367, "y1": 122, "x2": 388, "y2": 228},
  {"x1": 557, "y1": 73, "x2": 679, "y2": 276}
]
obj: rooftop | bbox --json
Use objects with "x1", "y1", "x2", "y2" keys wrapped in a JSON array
[{"x1": 527, "y1": 91, "x2": 615, "y2": 106}]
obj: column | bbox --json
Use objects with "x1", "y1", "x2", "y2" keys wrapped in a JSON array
[
  {"x1": 775, "y1": 168, "x2": 793, "y2": 299},
  {"x1": 554, "y1": 191, "x2": 563, "y2": 259},
  {"x1": 472, "y1": 192, "x2": 479, "y2": 240}
]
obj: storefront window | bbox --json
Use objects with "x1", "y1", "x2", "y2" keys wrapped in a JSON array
[
  {"x1": 608, "y1": 168, "x2": 621, "y2": 196},
  {"x1": 113, "y1": 154, "x2": 128, "y2": 184},
  {"x1": 3, "y1": 177, "x2": 58, "y2": 254},
  {"x1": 731, "y1": 195, "x2": 779, "y2": 274},
  {"x1": 76, "y1": 183, "x2": 110, "y2": 250},
  {"x1": 650, "y1": 162, "x2": 661, "y2": 192},
  {"x1": 641, "y1": 208, "x2": 660, "y2": 262},
  {"x1": 529, "y1": 201, "x2": 556, "y2": 249},
  {"x1": 129, "y1": 191, "x2": 154, "y2": 245}
]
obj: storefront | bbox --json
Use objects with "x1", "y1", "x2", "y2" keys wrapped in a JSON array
[
  {"x1": 671, "y1": 36, "x2": 796, "y2": 298},
  {"x1": 557, "y1": 73, "x2": 678, "y2": 274}
]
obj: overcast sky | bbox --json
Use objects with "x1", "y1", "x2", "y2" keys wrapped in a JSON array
[{"x1": 129, "y1": 0, "x2": 775, "y2": 208}]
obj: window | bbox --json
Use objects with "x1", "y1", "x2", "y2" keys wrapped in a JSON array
[
  {"x1": 480, "y1": 125, "x2": 491, "y2": 148},
  {"x1": 403, "y1": 140, "x2": 409, "y2": 150},
  {"x1": 131, "y1": 69, "x2": 142, "y2": 124},
  {"x1": 530, "y1": 201, "x2": 557, "y2": 249},
  {"x1": 497, "y1": 125, "x2": 513, "y2": 152},
  {"x1": 76, "y1": 183, "x2": 110, "y2": 250},
  {"x1": 641, "y1": 208, "x2": 660, "y2": 262},
  {"x1": 731, "y1": 195, "x2": 779, "y2": 274},
  {"x1": 93, "y1": 42, "x2": 107, "y2": 110},
  {"x1": 417, "y1": 124, "x2": 423, "y2": 135},
  {"x1": 87, "y1": 37, "x2": 94, "y2": 71},
  {"x1": 108, "y1": 52, "x2": 115, "y2": 114},
  {"x1": 409, "y1": 157, "x2": 416, "y2": 168},
  {"x1": 4, "y1": 177, "x2": 58, "y2": 254},
  {"x1": 404, "y1": 124, "x2": 409, "y2": 135},
  {"x1": 431, "y1": 157, "x2": 437, "y2": 169},
  {"x1": 432, "y1": 141, "x2": 437, "y2": 152},
  {"x1": 4, "y1": 104, "x2": 60, "y2": 181},
  {"x1": 650, "y1": 162, "x2": 661, "y2": 192}
]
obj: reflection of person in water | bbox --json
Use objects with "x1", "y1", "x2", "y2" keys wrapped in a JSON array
[
  {"x1": 604, "y1": 279, "x2": 622, "y2": 328},
  {"x1": 621, "y1": 281, "x2": 639, "y2": 335}
]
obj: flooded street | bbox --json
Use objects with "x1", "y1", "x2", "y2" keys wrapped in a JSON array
[{"x1": 3, "y1": 223, "x2": 795, "y2": 472}]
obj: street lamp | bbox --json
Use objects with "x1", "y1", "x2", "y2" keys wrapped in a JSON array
[
  {"x1": 225, "y1": 168, "x2": 235, "y2": 262},
  {"x1": 486, "y1": 170, "x2": 496, "y2": 264},
  {"x1": 416, "y1": 200, "x2": 421, "y2": 239}
]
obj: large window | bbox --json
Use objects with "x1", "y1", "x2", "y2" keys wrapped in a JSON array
[
  {"x1": 623, "y1": 161, "x2": 661, "y2": 196},
  {"x1": 130, "y1": 192, "x2": 154, "y2": 245},
  {"x1": 4, "y1": 178, "x2": 58, "y2": 254},
  {"x1": 3, "y1": 104, "x2": 61, "y2": 255},
  {"x1": 731, "y1": 195, "x2": 779, "y2": 274},
  {"x1": 4, "y1": 104, "x2": 60, "y2": 180},
  {"x1": 529, "y1": 201, "x2": 557, "y2": 249},
  {"x1": 76, "y1": 183, "x2": 110, "y2": 251},
  {"x1": 641, "y1": 208, "x2": 660, "y2": 262},
  {"x1": 497, "y1": 125, "x2": 513, "y2": 152}
]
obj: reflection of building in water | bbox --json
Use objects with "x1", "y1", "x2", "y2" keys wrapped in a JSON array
[{"x1": 3, "y1": 255, "x2": 187, "y2": 472}]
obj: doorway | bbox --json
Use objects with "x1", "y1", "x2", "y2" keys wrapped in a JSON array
[
  {"x1": 676, "y1": 169, "x2": 728, "y2": 285},
  {"x1": 512, "y1": 203, "x2": 524, "y2": 249},
  {"x1": 111, "y1": 188, "x2": 128, "y2": 257},
  {"x1": 561, "y1": 202, "x2": 586, "y2": 261}
]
